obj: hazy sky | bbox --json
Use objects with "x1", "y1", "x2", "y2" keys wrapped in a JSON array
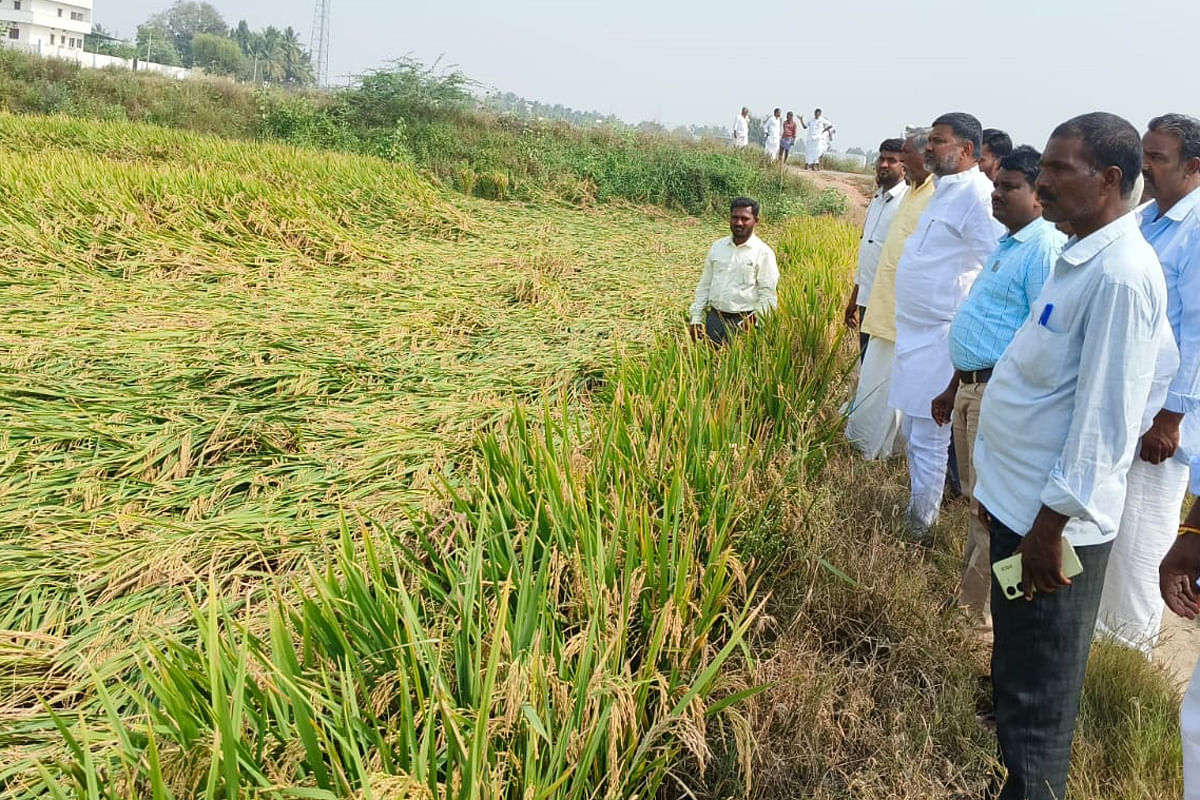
[{"x1": 96, "y1": 0, "x2": 1199, "y2": 152}]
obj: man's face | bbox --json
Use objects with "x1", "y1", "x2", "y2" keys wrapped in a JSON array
[
  {"x1": 1036, "y1": 135, "x2": 1107, "y2": 225},
  {"x1": 730, "y1": 205, "x2": 757, "y2": 241},
  {"x1": 991, "y1": 167, "x2": 1040, "y2": 231},
  {"x1": 1143, "y1": 129, "x2": 1196, "y2": 198},
  {"x1": 876, "y1": 150, "x2": 904, "y2": 188},
  {"x1": 775, "y1": 110, "x2": 781, "y2": 118},
  {"x1": 979, "y1": 144, "x2": 1001, "y2": 180},
  {"x1": 925, "y1": 124, "x2": 968, "y2": 177}
]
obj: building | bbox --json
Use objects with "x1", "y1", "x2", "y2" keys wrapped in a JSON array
[{"x1": 0, "y1": 0, "x2": 92, "y2": 56}]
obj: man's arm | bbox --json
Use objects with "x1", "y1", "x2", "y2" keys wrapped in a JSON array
[
  {"x1": 1161, "y1": 494, "x2": 1200, "y2": 619},
  {"x1": 964, "y1": 198, "x2": 1005, "y2": 268},
  {"x1": 931, "y1": 373, "x2": 960, "y2": 426},
  {"x1": 1146, "y1": 243, "x2": 1200, "y2": 462},
  {"x1": 844, "y1": 285, "x2": 860, "y2": 328},
  {"x1": 689, "y1": 249, "x2": 715, "y2": 326},
  {"x1": 1032, "y1": 279, "x2": 1161, "y2": 591},
  {"x1": 754, "y1": 248, "x2": 780, "y2": 320}
]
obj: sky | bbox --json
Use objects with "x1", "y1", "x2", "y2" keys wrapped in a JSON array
[{"x1": 95, "y1": 0, "x2": 1200, "y2": 152}]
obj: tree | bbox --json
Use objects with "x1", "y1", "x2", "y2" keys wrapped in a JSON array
[
  {"x1": 279, "y1": 26, "x2": 313, "y2": 87},
  {"x1": 135, "y1": 23, "x2": 183, "y2": 66},
  {"x1": 191, "y1": 31, "x2": 246, "y2": 76},
  {"x1": 144, "y1": 1, "x2": 227, "y2": 67}
]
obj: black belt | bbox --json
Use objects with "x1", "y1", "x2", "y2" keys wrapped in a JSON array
[
  {"x1": 710, "y1": 309, "x2": 751, "y2": 321},
  {"x1": 958, "y1": 367, "x2": 993, "y2": 385}
]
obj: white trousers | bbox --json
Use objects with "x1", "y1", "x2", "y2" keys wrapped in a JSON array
[
  {"x1": 901, "y1": 415, "x2": 951, "y2": 529},
  {"x1": 845, "y1": 338, "x2": 902, "y2": 460},
  {"x1": 1185, "y1": 656, "x2": 1200, "y2": 800},
  {"x1": 1096, "y1": 455, "x2": 1189, "y2": 653}
]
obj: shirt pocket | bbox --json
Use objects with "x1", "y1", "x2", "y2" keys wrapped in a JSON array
[
  {"x1": 1010, "y1": 322, "x2": 1073, "y2": 392},
  {"x1": 739, "y1": 258, "x2": 758, "y2": 286}
]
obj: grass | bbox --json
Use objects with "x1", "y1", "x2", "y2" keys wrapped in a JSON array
[{"x1": 0, "y1": 110, "x2": 1187, "y2": 799}]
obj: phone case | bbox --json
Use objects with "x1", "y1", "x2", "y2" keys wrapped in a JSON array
[{"x1": 993, "y1": 538, "x2": 1084, "y2": 600}]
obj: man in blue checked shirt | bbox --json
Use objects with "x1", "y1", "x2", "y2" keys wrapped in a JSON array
[
  {"x1": 931, "y1": 146, "x2": 1065, "y2": 635},
  {"x1": 1095, "y1": 113, "x2": 1200, "y2": 655}
]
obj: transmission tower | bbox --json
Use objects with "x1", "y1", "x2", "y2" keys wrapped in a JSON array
[{"x1": 309, "y1": 0, "x2": 331, "y2": 87}]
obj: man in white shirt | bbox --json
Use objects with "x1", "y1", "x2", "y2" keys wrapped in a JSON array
[
  {"x1": 733, "y1": 107, "x2": 750, "y2": 149},
  {"x1": 1096, "y1": 113, "x2": 1200, "y2": 654},
  {"x1": 844, "y1": 138, "x2": 908, "y2": 358},
  {"x1": 764, "y1": 108, "x2": 782, "y2": 161},
  {"x1": 688, "y1": 196, "x2": 779, "y2": 347},
  {"x1": 973, "y1": 112, "x2": 1170, "y2": 800},
  {"x1": 801, "y1": 109, "x2": 834, "y2": 170},
  {"x1": 889, "y1": 112, "x2": 1004, "y2": 537}
]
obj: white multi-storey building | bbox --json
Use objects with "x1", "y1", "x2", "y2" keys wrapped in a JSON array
[{"x1": 0, "y1": 0, "x2": 93, "y2": 56}]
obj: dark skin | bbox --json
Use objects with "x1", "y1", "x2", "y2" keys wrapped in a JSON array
[
  {"x1": 1137, "y1": 128, "x2": 1200, "y2": 463},
  {"x1": 987, "y1": 133, "x2": 1131, "y2": 599},
  {"x1": 690, "y1": 205, "x2": 759, "y2": 341},
  {"x1": 925, "y1": 123, "x2": 977, "y2": 177},
  {"x1": 1160, "y1": 500, "x2": 1200, "y2": 619},
  {"x1": 844, "y1": 149, "x2": 906, "y2": 329},
  {"x1": 931, "y1": 166, "x2": 1044, "y2": 425}
]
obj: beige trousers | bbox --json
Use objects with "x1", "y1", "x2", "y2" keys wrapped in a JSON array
[{"x1": 953, "y1": 381, "x2": 990, "y2": 629}]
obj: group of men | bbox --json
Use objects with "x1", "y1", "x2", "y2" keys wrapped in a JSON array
[
  {"x1": 689, "y1": 108, "x2": 1200, "y2": 799},
  {"x1": 842, "y1": 111, "x2": 1200, "y2": 799},
  {"x1": 734, "y1": 106, "x2": 835, "y2": 168}
]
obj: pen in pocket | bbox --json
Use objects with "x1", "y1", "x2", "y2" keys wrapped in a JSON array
[{"x1": 1038, "y1": 303, "x2": 1054, "y2": 327}]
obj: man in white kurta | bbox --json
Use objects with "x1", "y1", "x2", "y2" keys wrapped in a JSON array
[
  {"x1": 889, "y1": 113, "x2": 1003, "y2": 535},
  {"x1": 763, "y1": 108, "x2": 782, "y2": 161},
  {"x1": 1097, "y1": 113, "x2": 1200, "y2": 654},
  {"x1": 802, "y1": 109, "x2": 833, "y2": 169},
  {"x1": 733, "y1": 107, "x2": 750, "y2": 148}
]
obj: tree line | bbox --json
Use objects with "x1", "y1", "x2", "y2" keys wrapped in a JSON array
[{"x1": 86, "y1": 1, "x2": 314, "y2": 86}]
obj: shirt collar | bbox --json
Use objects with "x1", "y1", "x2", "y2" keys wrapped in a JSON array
[
  {"x1": 1007, "y1": 216, "x2": 1051, "y2": 244},
  {"x1": 1148, "y1": 184, "x2": 1200, "y2": 223},
  {"x1": 932, "y1": 165, "x2": 981, "y2": 187},
  {"x1": 729, "y1": 233, "x2": 760, "y2": 249},
  {"x1": 1060, "y1": 212, "x2": 1138, "y2": 266},
  {"x1": 878, "y1": 180, "x2": 906, "y2": 201},
  {"x1": 909, "y1": 174, "x2": 934, "y2": 194}
]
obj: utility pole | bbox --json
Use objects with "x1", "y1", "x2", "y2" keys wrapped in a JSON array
[{"x1": 309, "y1": 0, "x2": 330, "y2": 87}]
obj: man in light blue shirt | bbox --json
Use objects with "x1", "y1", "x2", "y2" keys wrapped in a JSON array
[
  {"x1": 973, "y1": 113, "x2": 1169, "y2": 800},
  {"x1": 931, "y1": 146, "x2": 1065, "y2": 633},
  {"x1": 1096, "y1": 113, "x2": 1200, "y2": 654}
]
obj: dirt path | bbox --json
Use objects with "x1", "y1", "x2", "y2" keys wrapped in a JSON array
[{"x1": 786, "y1": 165, "x2": 875, "y2": 224}]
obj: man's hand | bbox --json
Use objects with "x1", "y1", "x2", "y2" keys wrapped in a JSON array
[
  {"x1": 931, "y1": 383, "x2": 957, "y2": 427},
  {"x1": 844, "y1": 302, "x2": 859, "y2": 329},
  {"x1": 1140, "y1": 408, "x2": 1183, "y2": 464},
  {"x1": 1161, "y1": 534, "x2": 1200, "y2": 619},
  {"x1": 688, "y1": 324, "x2": 705, "y2": 342},
  {"x1": 1016, "y1": 506, "x2": 1072, "y2": 600}
]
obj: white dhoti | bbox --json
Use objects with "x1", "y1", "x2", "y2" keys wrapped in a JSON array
[
  {"x1": 805, "y1": 137, "x2": 823, "y2": 165},
  {"x1": 900, "y1": 415, "x2": 952, "y2": 530},
  {"x1": 845, "y1": 337, "x2": 902, "y2": 460},
  {"x1": 1185, "y1": 655, "x2": 1200, "y2": 800},
  {"x1": 764, "y1": 134, "x2": 781, "y2": 160},
  {"x1": 1095, "y1": 455, "x2": 1189, "y2": 653}
]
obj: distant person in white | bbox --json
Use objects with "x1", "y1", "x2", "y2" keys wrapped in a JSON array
[
  {"x1": 764, "y1": 108, "x2": 782, "y2": 161},
  {"x1": 733, "y1": 107, "x2": 750, "y2": 148},
  {"x1": 843, "y1": 137, "x2": 908, "y2": 358},
  {"x1": 1096, "y1": 113, "x2": 1200, "y2": 654},
  {"x1": 800, "y1": 108, "x2": 834, "y2": 170},
  {"x1": 889, "y1": 112, "x2": 1003, "y2": 537},
  {"x1": 688, "y1": 196, "x2": 779, "y2": 347},
  {"x1": 973, "y1": 112, "x2": 1170, "y2": 800}
]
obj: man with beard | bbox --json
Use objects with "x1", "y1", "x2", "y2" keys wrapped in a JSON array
[
  {"x1": 889, "y1": 112, "x2": 1004, "y2": 537},
  {"x1": 688, "y1": 197, "x2": 779, "y2": 347},
  {"x1": 931, "y1": 145, "x2": 1065, "y2": 632},
  {"x1": 843, "y1": 138, "x2": 909, "y2": 358},
  {"x1": 847, "y1": 127, "x2": 935, "y2": 460},
  {"x1": 973, "y1": 112, "x2": 1170, "y2": 800},
  {"x1": 1096, "y1": 113, "x2": 1200, "y2": 654}
]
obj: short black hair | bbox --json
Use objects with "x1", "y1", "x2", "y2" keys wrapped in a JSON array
[
  {"x1": 998, "y1": 145, "x2": 1042, "y2": 188},
  {"x1": 879, "y1": 138, "x2": 904, "y2": 153},
  {"x1": 1148, "y1": 113, "x2": 1200, "y2": 162},
  {"x1": 1051, "y1": 112, "x2": 1142, "y2": 198},
  {"x1": 982, "y1": 128, "x2": 1013, "y2": 158},
  {"x1": 932, "y1": 112, "x2": 983, "y2": 157},
  {"x1": 731, "y1": 196, "x2": 760, "y2": 217}
]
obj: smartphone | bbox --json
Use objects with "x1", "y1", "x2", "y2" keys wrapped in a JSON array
[{"x1": 993, "y1": 538, "x2": 1084, "y2": 600}]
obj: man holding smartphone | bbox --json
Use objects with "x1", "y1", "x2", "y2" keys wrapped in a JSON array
[{"x1": 972, "y1": 113, "x2": 1172, "y2": 800}]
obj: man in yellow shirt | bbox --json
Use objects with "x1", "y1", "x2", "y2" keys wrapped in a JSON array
[{"x1": 845, "y1": 127, "x2": 936, "y2": 458}]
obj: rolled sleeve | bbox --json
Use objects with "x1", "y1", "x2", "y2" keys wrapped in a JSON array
[
  {"x1": 689, "y1": 250, "x2": 715, "y2": 325},
  {"x1": 755, "y1": 248, "x2": 779, "y2": 318},
  {"x1": 1166, "y1": 250, "x2": 1200, "y2": 414},
  {"x1": 1039, "y1": 279, "x2": 1160, "y2": 531}
]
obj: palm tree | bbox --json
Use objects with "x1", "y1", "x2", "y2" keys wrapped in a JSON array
[{"x1": 280, "y1": 26, "x2": 314, "y2": 87}]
